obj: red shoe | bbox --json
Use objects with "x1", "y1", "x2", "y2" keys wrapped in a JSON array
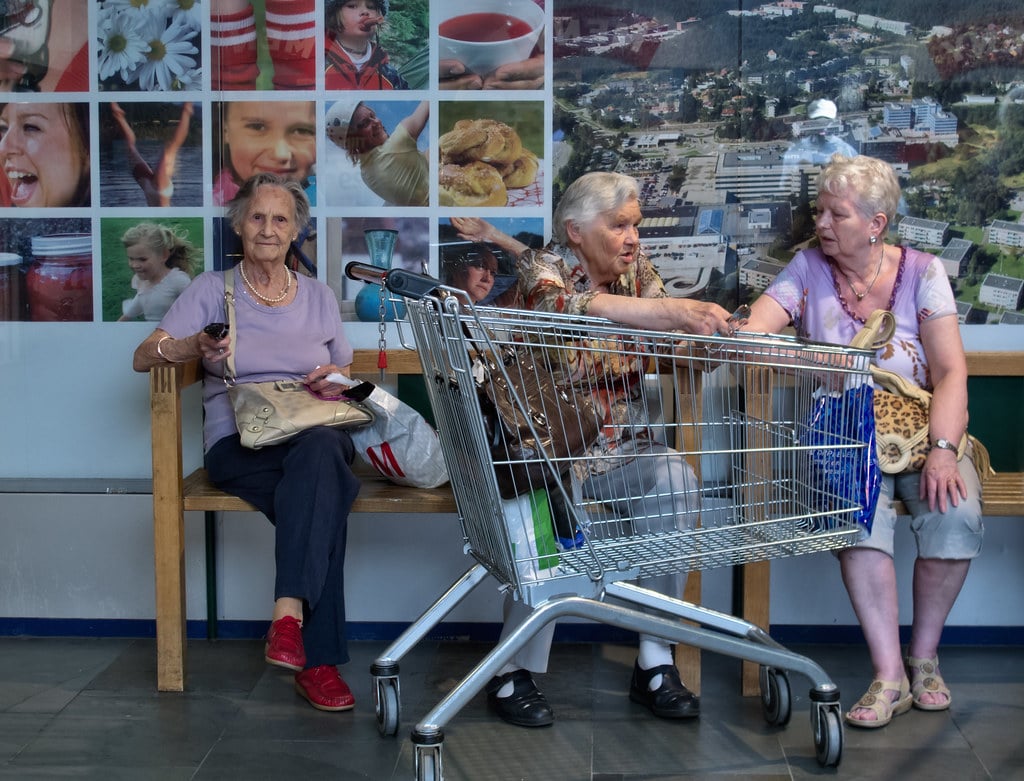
[
  {"x1": 294, "y1": 665, "x2": 355, "y2": 712},
  {"x1": 264, "y1": 616, "x2": 305, "y2": 671}
]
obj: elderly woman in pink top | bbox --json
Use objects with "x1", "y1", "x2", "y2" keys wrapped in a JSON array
[{"x1": 743, "y1": 154, "x2": 982, "y2": 729}]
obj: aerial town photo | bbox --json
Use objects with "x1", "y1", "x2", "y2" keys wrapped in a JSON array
[{"x1": 551, "y1": 0, "x2": 1024, "y2": 323}]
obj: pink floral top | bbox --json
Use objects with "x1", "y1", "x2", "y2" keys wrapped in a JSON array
[{"x1": 763, "y1": 246, "x2": 958, "y2": 390}]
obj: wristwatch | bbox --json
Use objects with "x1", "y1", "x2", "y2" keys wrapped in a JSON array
[{"x1": 932, "y1": 438, "x2": 959, "y2": 453}]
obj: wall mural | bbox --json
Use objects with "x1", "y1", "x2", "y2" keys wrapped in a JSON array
[{"x1": 1, "y1": 0, "x2": 1022, "y2": 327}]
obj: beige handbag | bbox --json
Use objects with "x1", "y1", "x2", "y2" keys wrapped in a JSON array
[{"x1": 222, "y1": 267, "x2": 373, "y2": 450}]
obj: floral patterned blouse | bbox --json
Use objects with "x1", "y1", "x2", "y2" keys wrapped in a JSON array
[
  {"x1": 515, "y1": 241, "x2": 671, "y2": 475},
  {"x1": 516, "y1": 241, "x2": 668, "y2": 315}
]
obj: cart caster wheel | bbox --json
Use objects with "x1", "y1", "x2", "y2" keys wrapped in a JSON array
[
  {"x1": 759, "y1": 666, "x2": 791, "y2": 726},
  {"x1": 415, "y1": 744, "x2": 443, "y2": 781},
  {"x1": 374, "y1": 677, "x2": 400, "y2": 737},
  {"x1": 812, "y1": 704, "x2": 843, "y2": 767}
]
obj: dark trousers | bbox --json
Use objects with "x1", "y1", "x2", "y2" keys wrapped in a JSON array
[{"x1": 206, "y1": 427, "x2": 360, "y2": 667}]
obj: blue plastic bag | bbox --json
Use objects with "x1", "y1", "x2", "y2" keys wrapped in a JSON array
[{"x1": 800, "y1": 382, "x2": 880, "y2": 533}]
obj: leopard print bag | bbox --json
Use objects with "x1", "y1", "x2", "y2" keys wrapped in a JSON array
[
  {"x1": 854, "y1": 311, "x2": 991, "y2": 481},
  {"x1": 871, "y1": 369, "x2": 956, "y2": 474}
]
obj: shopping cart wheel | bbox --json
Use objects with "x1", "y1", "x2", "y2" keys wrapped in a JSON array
[
  {"x1": 810, "y1": 703, "x2": 843, "y2": 767},
  {"x1": 412, "y1": 731, "x2": 444, "y2": 781},
  {"x1": 759, "y1": 666, "x2": 791, "y2": 726},
  {"x1": 373, "y1": 676, "x2": 400, "y2": 736}
]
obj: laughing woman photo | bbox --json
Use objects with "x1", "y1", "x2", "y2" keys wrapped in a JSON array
[{"x1": 0, "y1": 101, "x2": 90, "y2": 207}]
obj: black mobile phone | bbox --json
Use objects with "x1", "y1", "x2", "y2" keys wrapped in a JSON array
[{"x1": 203, "y1": 322, "x2": 229, "y2": 340}]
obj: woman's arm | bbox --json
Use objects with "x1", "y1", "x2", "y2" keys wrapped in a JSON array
[
  {"x1": 132, "y1": 328, "x2": 229, "y2": 372},
  {"x1": 399, "y1": 100, "x2": 429, "y2": 141},
  {"x1": 585, "y1": 292, "x2": 732, "y2": 336},
  {"x1": 450, "y1": 216, "x2": 528, "y2": 257},
  {"x1": 744, "y1": 293, "x2": 792, "y2": 335},
  {"x1": 918, "y1": 314, "x2": 970, "y2": 512}
]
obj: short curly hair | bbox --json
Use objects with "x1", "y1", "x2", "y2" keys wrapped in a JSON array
[{"x1": 818, "y1": 154, "x2": 901, "y2": 224}]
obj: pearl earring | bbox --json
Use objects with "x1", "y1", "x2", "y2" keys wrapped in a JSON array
[{"x1": 869, "y1": 235, "x2": 877, "y2": 244}]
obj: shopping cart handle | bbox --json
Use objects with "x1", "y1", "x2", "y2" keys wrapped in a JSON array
[
  {"x1": 344, "y1": 262, "x2": 441, "y2": 300},
  {"x1": 385, "y1": 268, "x2": 442, "y2": 300}
]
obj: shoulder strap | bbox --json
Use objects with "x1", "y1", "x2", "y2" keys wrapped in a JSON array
[
  {"x1": 849, "y1": 309, "x2": 896, "y2": 351},
  {"x1": 223, "y1": 267, "x2": 238, "y2": 383},
  {"x1": 851, "y1": 309, "x2": 934, "y2": 405}
]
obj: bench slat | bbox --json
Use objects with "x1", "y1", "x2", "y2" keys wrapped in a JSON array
[
  {"x1": 183, "y1": 468, "x2": 457, "y2": 514},
  {"x1": 978, "y1": 472, "x2": 1024, "y2": 516}
]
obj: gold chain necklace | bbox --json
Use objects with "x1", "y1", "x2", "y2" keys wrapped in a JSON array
[
  {"x1": 839, "y1": 242, "x2": 885, "y2": 301},
  {"x1": 238, "y1": 262, "x2": 292, "y2": 304}
]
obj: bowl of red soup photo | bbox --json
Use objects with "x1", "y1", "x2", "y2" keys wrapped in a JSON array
[{"x1": 438, "y1": 0, "x2": 544, "y2": 78}]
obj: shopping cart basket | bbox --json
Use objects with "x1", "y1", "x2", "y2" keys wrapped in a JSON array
[{"x1": 347, "y1": 264, "x2": 877, "y2": 779}]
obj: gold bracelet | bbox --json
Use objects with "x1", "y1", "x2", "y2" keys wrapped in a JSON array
[{"x1": 155, "y1": 335, "x2": 176, "y2": 363}]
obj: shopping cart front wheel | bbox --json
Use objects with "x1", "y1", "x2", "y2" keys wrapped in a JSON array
[
  {"x1": 759, "y1": 666, "x2": 791, "y2": 727},
  {"x1": 374, "y1": 676, "x2": 400, "y2": 736},
  {"x1": 812, "y1": 703, "x2": 843, "y2": 767}
]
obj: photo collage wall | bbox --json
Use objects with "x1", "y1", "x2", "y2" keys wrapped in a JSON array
[
  {"x1": 3, "y1": 0, "x2": 1023, "y2": 328},
  {"x1": 0, "y1": 0, "x2": 547, "y2": 325}
]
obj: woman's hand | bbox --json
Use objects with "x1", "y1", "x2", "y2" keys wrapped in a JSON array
[
  {"x1": 482, "y1": 54, "x2": 544, "y2": 90},
  {"x1": 451, "y1": 216, "x2": 529, "y2": 257},
  {"x1": 198, "y1": 330, "x2": 231, "y2": 362},
  {"x1": 304, "y1": 365, "x2": 351, "y2": 400},
  {"x1": 439, "y1": 59, "x2": 483, "y2": 90},
  {"x1": 451, "y1": 216, "x2": 494, "y2": 244},
  {"x1": 0, "y1": 38, "x2": 27, "y2": 88},
  {"x1": 920, "y1": 447, "x2": 966, "y2": 514},
  {"x1": 670, "y1": 299, "x2": 734, "y2": 336}
]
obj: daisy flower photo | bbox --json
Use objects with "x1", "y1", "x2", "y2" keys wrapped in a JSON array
[{"x1": 97, "y1": 0, "x2": 202, "y2": 91}]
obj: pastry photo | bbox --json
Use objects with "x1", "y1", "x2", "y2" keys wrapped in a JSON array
[{"x1": 437, "y1": 101, "x2": 544, "y2": 208}]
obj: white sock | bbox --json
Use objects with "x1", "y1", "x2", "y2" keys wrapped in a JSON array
[
  {"x1": 638, "y1": 638, "x2": 673, "y2": 691},
  {"x1": 496, "y1": 664, "x2": 520, "y2": 698}
]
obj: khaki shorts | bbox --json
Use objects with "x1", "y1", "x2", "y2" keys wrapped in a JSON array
[{"x1": 854, "y1": 454, "x2": 984, "y2": 559}]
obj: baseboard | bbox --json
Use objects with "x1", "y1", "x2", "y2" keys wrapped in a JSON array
[
  {"x1": 771, "y1": 624, "x2": 1024, "y2": 645},
  {"x1": 1, "y1": 618, "x2": 1021, "y2": 646}
]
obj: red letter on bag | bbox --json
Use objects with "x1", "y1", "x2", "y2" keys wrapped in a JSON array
[{"x1": 366, "y1": 442, "x2": 406, "y2": 478}]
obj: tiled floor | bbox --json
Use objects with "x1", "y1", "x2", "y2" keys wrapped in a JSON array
[{"x1": 1, "y1": 636, "x2": 1021, "y2": 780}]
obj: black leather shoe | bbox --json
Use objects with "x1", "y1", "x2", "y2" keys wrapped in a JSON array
[
  {"x1": 629, "y1": 660, "x2": 700, "y2": 719},
  {"x1": 485, "y1": 669, "x2": 554, "y2": 728}
]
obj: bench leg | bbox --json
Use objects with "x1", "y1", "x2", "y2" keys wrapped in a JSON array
[
  {"x1": 739, "y1": 561, "x2": 770, "y2": 696},
  {"x1": 673, "y1": 570, "x2": 702, "y2": 696},
  {"x1": 205, "y1": 511, "x2": 219, "y2": 641},
  {"x1": 154, "y1": 502, "x2": 187, "y2": 692}
]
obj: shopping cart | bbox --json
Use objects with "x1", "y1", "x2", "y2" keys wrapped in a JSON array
[{"x1": 346, "y1": 264, "x2": 876, "y2": 780}]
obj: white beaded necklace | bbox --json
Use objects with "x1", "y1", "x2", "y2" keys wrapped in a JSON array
[{"x1": 238, "y1": 262, "x2": 292, "y2": 305}]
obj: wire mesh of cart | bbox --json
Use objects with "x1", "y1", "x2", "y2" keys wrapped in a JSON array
[{"x1": 348, "y1": 265, "x2": 876, "y2": 780}]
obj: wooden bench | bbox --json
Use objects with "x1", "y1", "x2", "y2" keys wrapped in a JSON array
[
  {"x1": 152, "y1": 345, "x2": 1021, "y2": 697},
  {"x1": 734, "y1": 351, "x2": 1024, "y2": 695},
  {"x1": 150, "y1": 348, "x2": 709, "y2": 694},
  {"x1": 150, "y1": 349, "x2": 460, "y2": 691}
]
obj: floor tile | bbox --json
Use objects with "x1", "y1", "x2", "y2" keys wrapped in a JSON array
[{"x1": 0, "y1": 638, "x2": 1019, "y2": 780}]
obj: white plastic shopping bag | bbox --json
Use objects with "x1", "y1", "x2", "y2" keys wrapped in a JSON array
[
  {"x1": 501, "y1": 488, "x2": 561, "y2": 583},
  {"x1": 339, "y1": 379, "x2": 450, "y2": 489}
]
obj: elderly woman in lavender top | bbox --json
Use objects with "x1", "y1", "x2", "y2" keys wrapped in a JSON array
[{"x1": 133, "y1": 173, "x2": 360, "y2": 714}]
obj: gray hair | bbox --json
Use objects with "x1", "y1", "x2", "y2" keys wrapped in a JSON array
[
  {"x1": 225, "y1": 173, "x2": 311, "y2": 234},
  {"x1": 552, "y1": 172, "x2": 640, "y2": 244},
  {"x1": 818, "y1": 154, "x2": 901, "y2": 224}
]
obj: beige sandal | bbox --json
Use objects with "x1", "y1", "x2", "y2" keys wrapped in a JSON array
[
  {"x1": 907, "y1": 655, "x2": 952, "y2": 711},
  {"x1": 844, "y1": 677, "x2": 913, "y2": 728}
]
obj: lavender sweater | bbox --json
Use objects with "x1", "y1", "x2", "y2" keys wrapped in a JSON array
[{"x1": 158, "y1": 269, "x2": 354, "y2": 451}]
